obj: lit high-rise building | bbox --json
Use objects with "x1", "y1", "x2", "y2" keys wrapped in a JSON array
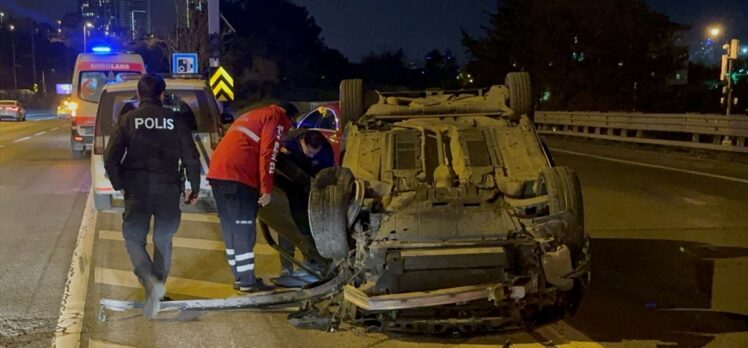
[
  {"x1": 78, "y1": 0, "x2": 151, "y2": 39},
  {"x1": 118, "y1": 0, "x2": 151, "y2": 39}
]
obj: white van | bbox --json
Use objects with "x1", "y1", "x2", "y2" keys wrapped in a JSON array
[
  {"x1": 70, "y1": 50, "x2": 145, "y2": 159},
  {"x1": 91, "y1": 77, "x2": 227, "y2": 211}
]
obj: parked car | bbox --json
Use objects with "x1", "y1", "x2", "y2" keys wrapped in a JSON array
[
  {"x1": 0, "y1": 100, "x2": 27, "y2": 121},
  {"x1": 91, "y1": 77, "x2": 227, "y2": 211}
]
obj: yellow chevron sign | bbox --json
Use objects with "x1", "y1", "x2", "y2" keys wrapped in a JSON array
[{"x1": 209, "y1": 66, "x2": 234, "y2": 102}]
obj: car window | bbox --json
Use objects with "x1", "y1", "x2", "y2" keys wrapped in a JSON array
[
  {"x1": 298, "y1": 107, "x2": 338, "y2": 130},
  {"x1": 79, "y1": 71, "x2": 139, "y2": 103},
  {"x1": 95, "y1": 89, "x2": 220, "y2": 137}
]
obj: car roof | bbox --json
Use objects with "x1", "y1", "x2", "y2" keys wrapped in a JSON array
[{"x1": 102, "y1": 78, "x2": 208, "y2": 93}]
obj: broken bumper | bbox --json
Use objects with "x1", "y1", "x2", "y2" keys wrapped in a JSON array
[{"x1": 343, "y1": 282, "x2": 527, "y2": 311}]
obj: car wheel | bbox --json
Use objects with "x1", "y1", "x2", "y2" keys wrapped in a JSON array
[
  {"x1": 537, "y1": 166, "x2": 586, "y2": 262},
  {"x1": 505, "y1": 72, "x2": 532, "y2": 121},
  {"x1": 308, "y1": 167, "x2": 355, "y2": 260},
  {"x1": 94, "y1": 193, "x2": 112, "y2": 211},
  {"x1": 537, "y1": 166, "x2": 590, "y2": 313},
  {"x1": 339, "y1": 79, "x2": 364, "y2": 126}
]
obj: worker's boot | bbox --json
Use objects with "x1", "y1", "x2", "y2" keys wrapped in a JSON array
[
  {"x1": 238, "y1": 279, "x2": 275, "y2": 294},
  {"x1": 143, "y1": 275, "x2": 165, "y2": 320}
]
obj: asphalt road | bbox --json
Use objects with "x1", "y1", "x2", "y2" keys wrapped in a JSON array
[
  {"x1": 0, "y1": 111, "x2": 89, "y2": 346},
  {"x1": 1, "y1": 117, "x2": 746, "y2": 347}
]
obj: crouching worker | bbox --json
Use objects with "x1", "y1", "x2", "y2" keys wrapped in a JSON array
[
  {"x1": 207, "y1": 102, "x2": 298, "y2": 293},
  {"x1": 104, "y1": 74, "x2": 201, "y2": 319},
  {"x1": 273, "y1": 130, "x2": 334, "y2": 287}
]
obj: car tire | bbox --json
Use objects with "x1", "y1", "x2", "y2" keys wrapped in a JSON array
[
  {"x1": 308, "y1": 167, "x2": 355, "y2": 260},
  {"x1": 538, "y1": 166, "x2": 586, "y2": 262},
  {"x1": 94, "y1": 193, "x2": 112, "y2": 211},
  {"x1": 339, "y1": 79, "x2": 364, "y2": 126},
  {"x1": 538, "y1": 166, "x2": 590, "y2": 313},
  {"x1": 505, "y1": 72, "x2": 532, "y2": 121}
]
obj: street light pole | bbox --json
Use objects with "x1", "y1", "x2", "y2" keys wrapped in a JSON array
[
  {"x1": 31, "y1": 28, "x2": 37, "y2": 88},
  {"x1": 10, "y1": 24, "x2": 18, "y2": 91},
  {"x1": 83, "y1": 22, "x2": 93, "y2": 52}
]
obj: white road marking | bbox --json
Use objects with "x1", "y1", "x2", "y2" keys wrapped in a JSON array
[
  {"x1": 551, "y1": 148, "x2": 748, "y2": 184},
  {"x1": 88, "y1": 339, "x2": 136, "y2": 348},
  {"x1": 13, "y1": 136, "x2": 32, "y2": 143},
  {"x1": 53, "y1": 192, "x2": 97, "y2": 347},
  {"x1": 98, "y1": 229, "x2": 275, "y2": 254},
  {"x1": 35, "y1": 131, "x2": 47, "y2": 136},
  {"x1": 682, "y1": 197, "x2": 708, "y2": 206},
  {"x1": 101, "y1": 209, "x2": 219, "y2": 223},
  {"x1": 51, "y1": 127, "x2": 60, "y2": 131},
  {"x1": 95, "y1": 267, "x2": 238, "y2": 299}
]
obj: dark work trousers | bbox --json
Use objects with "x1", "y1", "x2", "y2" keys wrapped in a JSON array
[
  {"x1": 210, "y1": 179, "x2": 260, "y2": 286},
  {"x1": 122, "y1": 192, "x2": 181, "y2": 286},
  {"x1": 279, "y1": 189, "x2": 312, "y2": 272}
]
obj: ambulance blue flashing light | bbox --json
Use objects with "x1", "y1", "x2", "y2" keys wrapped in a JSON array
[{"x1": 91, "y1": 46, "x2": 112, "y2": 53}]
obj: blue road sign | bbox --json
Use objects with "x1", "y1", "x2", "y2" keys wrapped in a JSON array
[{"x1": 172, "y1": 53, "x2": 199, "y2": 74}]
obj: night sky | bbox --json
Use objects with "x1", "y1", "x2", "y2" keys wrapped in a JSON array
[{"x1": 2, "y1": 0, "x2": 746, "y2": 62}]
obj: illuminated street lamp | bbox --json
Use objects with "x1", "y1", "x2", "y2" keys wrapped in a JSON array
[
  {"x1": 706, "y1": 25, "x2": 741, "y2": 116},
  {"x1": 83, "y1": 22, "x2": 93, "y2": 52},
  {"x1": 0, "y1": 12, "x2": 5, "y2": 25}
]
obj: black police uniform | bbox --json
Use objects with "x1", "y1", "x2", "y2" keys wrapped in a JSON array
[{"x1": 104, "y1": 98, "x2": 201, "y2": 285}]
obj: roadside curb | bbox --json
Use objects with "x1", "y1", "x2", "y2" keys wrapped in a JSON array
[{"x1": 53, "y1": 191, "x2": 97, "y2": 347}]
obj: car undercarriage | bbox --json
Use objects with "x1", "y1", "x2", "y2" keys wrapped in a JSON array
[{"x1": 100, "y1": 74, "x2": 591, "y2": 334}]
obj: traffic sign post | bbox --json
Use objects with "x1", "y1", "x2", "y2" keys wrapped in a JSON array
[
  {"x1": 172, "y1": 53, "x2": 199, "y2": 74},
  {"x1": 210, "y1": 66, "x2": 234, "y2": 102}
]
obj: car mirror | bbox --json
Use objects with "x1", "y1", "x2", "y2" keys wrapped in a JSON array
[{"x1": 221, "y1": 113, "x2": 234, "y2": 124}]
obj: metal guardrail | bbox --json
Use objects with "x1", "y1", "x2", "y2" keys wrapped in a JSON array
[{"x1": 534, "y1": 111, "x2": 748, "y2": 153}]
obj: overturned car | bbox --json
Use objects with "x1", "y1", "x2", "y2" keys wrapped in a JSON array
[
  {"x1": 100, "y1": 74, "x2": 591, "y2": 334},
  {"x1": 260, "y1": 74, "x2": 591, "y2": 333}
]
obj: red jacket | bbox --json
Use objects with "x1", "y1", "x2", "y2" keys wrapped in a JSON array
[{"x1": 208, "y1": 105, "x2": 293, "y2": 194}]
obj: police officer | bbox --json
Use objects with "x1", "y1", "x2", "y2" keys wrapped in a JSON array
[
  {"x1": 207, "y1": 102, "x2": 297, "y2": 293},
  {"x1": 104, "y1": 74, "x2": 201, "y2": 319}
]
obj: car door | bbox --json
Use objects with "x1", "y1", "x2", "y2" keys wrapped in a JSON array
[{"x1": 296, "y1": 104, "x2": 343, "y2": 164}]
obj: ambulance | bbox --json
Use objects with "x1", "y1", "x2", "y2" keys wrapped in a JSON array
[{"x1": 70, "y1": 47, "x2": 145, "y2": 159}]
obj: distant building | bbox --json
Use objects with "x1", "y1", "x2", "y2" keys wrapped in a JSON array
[
  {"x1": 184, "y1": 0, "x2": 206, "y2": 28},
  {"x1": 79, "y1": 0, "x2": 118, "y2": 29},
  {"x1": 118, "y1": 0, "x2": 151, "y2": 39},
  {"x1": 78, "y1": 0, "x2": 151, "y2": 39}
]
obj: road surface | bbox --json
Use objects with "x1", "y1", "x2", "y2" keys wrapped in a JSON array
[{"x1": 1, "y1": 117, "x2": 746, "y2": 347}]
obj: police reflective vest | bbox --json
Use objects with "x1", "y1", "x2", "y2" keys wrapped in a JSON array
[{"x1": 207, "y1": 105, "x2": 293, "y2": 194}]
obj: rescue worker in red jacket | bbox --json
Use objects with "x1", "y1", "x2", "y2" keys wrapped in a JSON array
[{"x1": 207, "y1": 102, "x2": 298, "y2": 293}]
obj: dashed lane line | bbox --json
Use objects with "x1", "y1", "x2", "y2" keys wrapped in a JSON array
[
  {"x1": 97, "y1": 229, "x2": 276, "y2": 255},
  {"x1": 95, "y1": 267, "x2": 238, "y2": 299},
  {"x1": 35, "y1": 131, "x2": 47, "y2": 136},
  {"x1": 550, "y1": 148, "x2": 748, "y2": 184},
  {"x1": 13, "y1": 136, "x2": 32, "y2": 143},
  {"x1": 53, "y1": 193, "x2": 97, "y2": 347},
  {"x1": 50, "y1": 127, "x2": 60, "y2": 131}
]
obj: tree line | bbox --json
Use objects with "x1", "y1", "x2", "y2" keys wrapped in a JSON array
[{"x1": 0, "y1": 0, "x2": 744, "y2": 113}]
